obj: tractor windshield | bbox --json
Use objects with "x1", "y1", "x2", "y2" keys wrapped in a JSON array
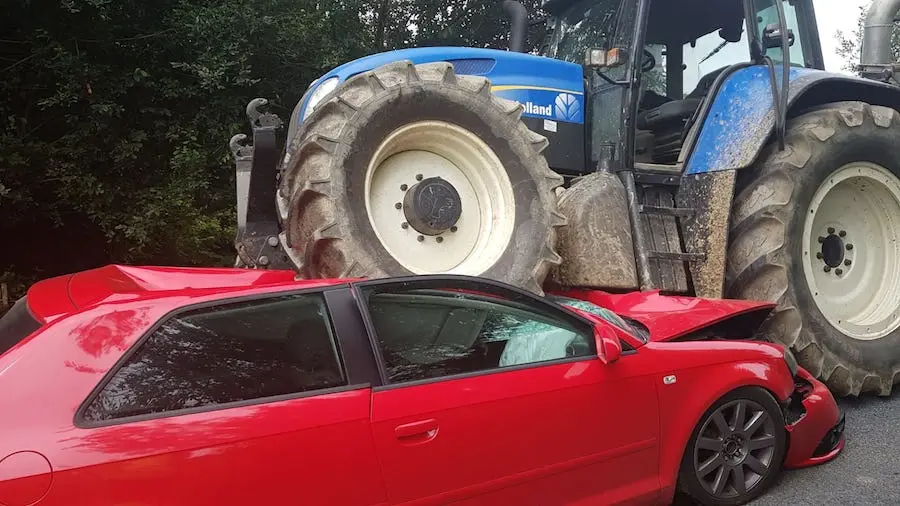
[{"x1": 547, "y1": 0, "x2": 636, "y2": 65}]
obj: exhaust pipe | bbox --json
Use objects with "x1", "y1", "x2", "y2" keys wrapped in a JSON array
[
  {"x1": 502, "y1": 1, "x2": 528, "y2": 53},
  {"x1": 861, "y1": 0, "x2": 900, "y2": 80}
]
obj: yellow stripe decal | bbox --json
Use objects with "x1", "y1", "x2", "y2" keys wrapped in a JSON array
[{"x1": 491, "y1": 85, "x2": 584, "y2": 95}]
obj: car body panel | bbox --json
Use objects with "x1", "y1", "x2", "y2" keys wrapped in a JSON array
[
  {"x1": 636, "y1": 342, "x2": 796, "y2": 503},
  {"x1": 370, "y1": 356, "x2": 659, "y2": 505},
  {"x1": 0, "y1": 294, "x2": 386, "y2": 506},
  {"x1": 46, "y1": 387, "x2": 384, "y2": 506},
  {"x1": 782, "y1": 368, "x2": 845, "y2": 469},
  {"x1": 0, "y1": 266, "x2": 844, "y2": 505},
  {"x1": 24, "y1": 272, "x2": 76, "y2": 324}
]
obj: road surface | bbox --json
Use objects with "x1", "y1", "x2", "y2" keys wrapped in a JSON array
[{"x1": 752, "y1": 392, "x2": 900, "y2": 505}]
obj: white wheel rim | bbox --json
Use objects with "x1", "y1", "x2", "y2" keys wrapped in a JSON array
[
  {"x1": 802, "y1": 161, "x2": 900, "y2": 341},
  {"x1": 364, "y1": 121, "x2": 516, "y2": 275}
]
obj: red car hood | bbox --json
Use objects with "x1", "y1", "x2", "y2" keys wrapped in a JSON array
[{"x1": 560, "y1": 289, "x2": 776, "y2": 342}]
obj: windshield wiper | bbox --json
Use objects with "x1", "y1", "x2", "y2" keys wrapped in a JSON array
[{"x1": 699, "y1": 39, "x2": 729, "y2": 65}]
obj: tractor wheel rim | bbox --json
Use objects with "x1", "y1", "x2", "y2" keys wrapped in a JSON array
[
  {"x1": 802, "y1": 161, "x2": 900, "y2": 341},
  {"x1": 364, "y1": 120, "x2": 516, "y2": 274},
  {"x1": 693, "y1": 399, "x2": 777, "y2": 499}
]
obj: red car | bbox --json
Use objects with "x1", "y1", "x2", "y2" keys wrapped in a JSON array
[{"x1": 0, "y1": 265, "x2": 844, "y2": 506}]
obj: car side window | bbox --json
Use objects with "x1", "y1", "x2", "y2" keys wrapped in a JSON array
[
  {"x1": 362, "y1": 284, "x2": 595, "y2": 384},
  {"x1": 81, "y1": 292, "x2": 346, "y2": 423}
]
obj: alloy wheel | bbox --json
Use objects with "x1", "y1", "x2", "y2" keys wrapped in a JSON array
[{"x1": 692, "y1": 398, "x2": 778, "y2": 499}]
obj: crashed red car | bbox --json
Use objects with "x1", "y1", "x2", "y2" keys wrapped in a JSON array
[{"x1": 0, "y1": 266, "x2": 843, "y2": 506}]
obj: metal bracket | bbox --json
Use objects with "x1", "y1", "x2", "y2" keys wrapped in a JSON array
[{"x1": 231, "y1": 98, "x2": 294, "y2": 270}]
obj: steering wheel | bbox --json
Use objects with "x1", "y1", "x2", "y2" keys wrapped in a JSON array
[{"x1": 641, "y1": 49, "x2": 656, "y2": 72}]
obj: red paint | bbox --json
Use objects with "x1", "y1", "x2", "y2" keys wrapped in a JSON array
[
  {"x1": 0, "y1": 266, "x2": 843, "y2": 505},
  {"x1": 370, "y1": 358, "x2": 660, "y2": 505},
  {"x1": 560, "y1": 288, "x2": 775, "y2": 342},
  {"x1": 0, "y1": 451, "x2": 52, "y2": 506},
  {"x1": 783, "y1": 367, "x2": 845, "y2": 469}
]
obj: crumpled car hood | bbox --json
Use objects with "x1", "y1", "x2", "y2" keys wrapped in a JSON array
[{"x1": 560, "y1": 289, "x2": 776, "y2": 342}]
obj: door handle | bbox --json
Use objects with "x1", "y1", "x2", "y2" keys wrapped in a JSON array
[{"x1": 394, "y1": 419, "x2": 439, "y2": 444}]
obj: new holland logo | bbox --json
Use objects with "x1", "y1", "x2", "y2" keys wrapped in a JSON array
[
  {"x1": 554, "y1": 93, "x2": 580, "y2": 122},
  {"x1": 512, "y1": 93, "x2": 581, "y2": 122},
  {"x1": 521, "y1": 101, "x2": 553, "y2": 117}
]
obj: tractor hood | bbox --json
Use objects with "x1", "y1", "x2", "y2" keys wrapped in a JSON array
[
  {"x1": 292, "y1": 46, "x2": 588, "y2": 175},
  {"x1": 561, "y1": 289, "x2": 776, "y2": 343},
  {"x1": 296, "y1": 46, "x2": 586, "y2": 126}
]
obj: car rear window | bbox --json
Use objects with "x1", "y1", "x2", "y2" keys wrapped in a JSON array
[{"x1": 0, "y1": 297, "x2": 41, "y2": 357}]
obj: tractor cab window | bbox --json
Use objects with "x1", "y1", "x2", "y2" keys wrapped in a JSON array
[
  {"x1": 547, "y1": 0, "x2": 640, "y2": 170},
  {"x1": 547, "y1": 0, "x2": 636, "y2": 66},
  {"x1": 754, "y1": 0, "x2": 812, "y2": 68},
  {"x1": 635, "y1": 0, "x2": 821, "y2": 165}
]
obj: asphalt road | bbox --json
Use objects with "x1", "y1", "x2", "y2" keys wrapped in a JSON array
[{"x1": 749, "y1": 392, "x2": 900, "y2": 506}]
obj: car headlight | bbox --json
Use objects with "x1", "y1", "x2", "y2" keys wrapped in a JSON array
[
  {"x1": 783, "y1": 348, "x2": 799, "y2": 377},
  {"x1": 301, "y1": 77, "x2": 340, "y2": 121}
]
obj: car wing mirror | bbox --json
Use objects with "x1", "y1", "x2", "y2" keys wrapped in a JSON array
[{"x1": 594, "y1": 325, "x2": 622, "y2": 364}]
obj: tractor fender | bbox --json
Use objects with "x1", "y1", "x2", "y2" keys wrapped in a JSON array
[{"x1": 682, "y1": 65, "x2": 900, "y2": 175}]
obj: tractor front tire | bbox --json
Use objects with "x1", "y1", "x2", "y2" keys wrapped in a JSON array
[
  {"x1": 277, "y1": 61, "x2": 565, "y2": 294},
  {"x1": 727, "y1": 101, "x2": 900, "y2": 396}
]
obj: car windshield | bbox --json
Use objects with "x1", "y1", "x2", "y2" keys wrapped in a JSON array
[
  {"x1": 547, "y1": 0, "x2": 634, "y2": 65},
  {"x1": 549, "y1": 295, "x2": 650, "y2": 343}
]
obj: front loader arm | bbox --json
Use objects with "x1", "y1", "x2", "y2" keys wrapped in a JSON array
[{"x1": 230, "y1": 98, "x2": 293, "y2": 270}]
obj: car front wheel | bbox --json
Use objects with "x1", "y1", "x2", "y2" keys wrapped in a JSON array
[{"x1": 677, "y1": 387, "x2": 787, "y2": 505}]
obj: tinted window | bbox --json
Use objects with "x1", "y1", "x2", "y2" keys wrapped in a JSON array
[
  {"x1": 0, "y1": 298, "x2": 41, "y2": 357},
  {"x1": 364, "y1": 286, "x2": 594, "y2": 384},
  {"x1": 82, "y1": 293, "x2": 346, "y2": 423}
]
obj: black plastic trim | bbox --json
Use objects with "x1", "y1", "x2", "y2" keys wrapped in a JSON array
[
  {"x1": 372, "y1": 356, "x2": 594, "y2": 392},
  {"x1": 795, "y1": 0, "x2": 826, "y2": 70},
  {"x1": 522, "y1": 116, "x2": 586, "y2": 174},
  {"x1": 77, "y1": 383, "x2": 370, "y2": 430},
  {"x1": 74, "y1": 284, "x2": 364, "y2": 429},
  {"x1": 0, "y1": 297, "x2": 42, "y2": 357},
  {"x1": 324, "y1": 287, "x2": 382, "y2": 387},
  {"x1": 812, "y1": 410, "x2": 845, "y2": 457}
]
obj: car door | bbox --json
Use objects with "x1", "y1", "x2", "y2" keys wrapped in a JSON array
[
  {"x1": 44, "y1": 289, "x2": 387, "y2": 506},
  {"x1": 354, "y1": 276, "x2": 662, "y2": 505}
]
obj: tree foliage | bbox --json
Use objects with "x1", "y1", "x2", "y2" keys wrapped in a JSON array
[{"x1": 1, "y1": 0, "x2": 546, "y2": 298}]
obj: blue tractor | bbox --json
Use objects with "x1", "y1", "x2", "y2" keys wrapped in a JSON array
[{"x1": 231, "y1": 0, "x2": 900, "y2": 399}]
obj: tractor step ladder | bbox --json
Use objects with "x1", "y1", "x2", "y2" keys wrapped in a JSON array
[{"x1": 626, "y1": 164, "x2": 707, "y2": 293}]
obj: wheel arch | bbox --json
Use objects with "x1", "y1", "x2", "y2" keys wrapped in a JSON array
[
  {"x1": 683, "y1": 67, "x2": 900, "y2": 176},
  {"x1": 657, "y1": 358, "x2": 793, "y2": 501}
]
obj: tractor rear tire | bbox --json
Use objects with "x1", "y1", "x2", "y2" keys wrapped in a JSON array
[
  {"x1": 726, "y1": 101, "x2": 900, "y2": 396},
  {"x1": 277, "y1": 60, "x2": 565, "y2": 294}
]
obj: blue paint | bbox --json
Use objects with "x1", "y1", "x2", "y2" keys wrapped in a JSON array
[
  {"x1": 685, "y1": 65, "x2": 822, "y2": 175},
  {"x1": 296, "y1": 47, "x2": 585, "y2": 125},
  {"x1": 491, "y1": 87, "x2": 584, "y2": 123}
]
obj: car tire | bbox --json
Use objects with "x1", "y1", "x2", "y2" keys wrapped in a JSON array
[{"x1": 677, "y1": 387, "x2": 787, "y2": 506}]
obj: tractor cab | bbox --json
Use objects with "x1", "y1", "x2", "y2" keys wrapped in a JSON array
[{"x1": 542, "y1": 0, "x2": 824, "y2": 170}]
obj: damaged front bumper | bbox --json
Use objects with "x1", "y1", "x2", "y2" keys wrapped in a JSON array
[{"x1": 781, "y1": 367, "x2": 846, "y2": 469}]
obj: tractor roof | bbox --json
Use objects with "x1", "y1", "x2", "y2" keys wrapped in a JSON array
[{"x1": 543, "y1": 0, "x2": 747, "y2": 45}]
